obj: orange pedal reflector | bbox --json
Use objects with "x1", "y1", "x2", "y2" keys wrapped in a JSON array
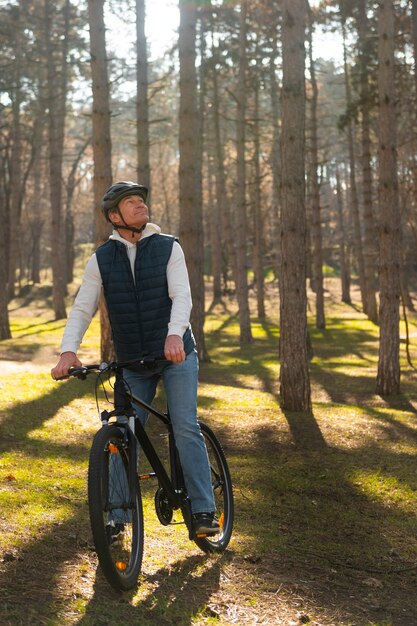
[
  {"x1": 108, "y1": 443, "x2": 119, "y2": 454},
  {"x1": 219, "y1": 513, "x2": 225, "y2": 528},
  {"x1": 196, "y1": 533, "x2": 208, "y2": 538},
  {"x1": 115, "y1": 561, "x2": 127, "y2": 571}
]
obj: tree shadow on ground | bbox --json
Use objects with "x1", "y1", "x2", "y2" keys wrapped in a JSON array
[
  {"x1": 252, "y1": 353, "x2": 327, "y2": 451},
  {"x1": 310, "y1": 364, "x2": 417, "y2": 437},
  {"x1": 8, "y1": 319, "x2": 66, "y2": 337},
  {"x1": 228, "y1": 432, "x2": 417, "y2": 625},
  {"x1": 309, "y1": 320, "x2": 378, "y2": 364},
  {"x1": 281, "y1": 408, "x2": 327, "y2": 450},
  {"x1": 0, "y1": 486, "x2": 223, "y2": 626},
  {"x1": 0, "y1": 506, "x2": 92, "y2": 625},
  {"x1": 0, "y1": 378, "x2": 95, "y2": 453},
  {"x1": 0, "y1": 342, "x2": 44, "y2": 360},
  {"x1": 76, "y1": 554, "x2": 223, "y2": 626}
]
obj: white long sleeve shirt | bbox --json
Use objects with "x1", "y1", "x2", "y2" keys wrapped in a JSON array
[{"x1": 60, "y1": 224, "x2": 193, "y2": 354}]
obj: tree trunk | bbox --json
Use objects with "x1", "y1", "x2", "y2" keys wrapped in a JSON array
[
  {"x1": 211, "y1": 28, "x2": 234, "y2": 293},
  {"x1": 178, "y1": 1, "x2": 208, "y2": 361},
  {"x1": 376, "y1": 0, "x2": 400, "y2": 395},
  {"x1": 45, "y1": 0, "x2": 69, "y2": 320},
  {"x1": 206, "y1": 26, "x2": 222, "y2": 305},
  {"x1": 411, "y1": 0, "x2": 417, "y2": 102},
  {"x1": 88, "y1": 0, "x2": 114, "y2": 362},
  {"x1": 207, "y1": 157, "x2": 222, "y2": 304},
  {"x1": 335, "y1": 164, "x2": 351, "y2": 304},
  {"x1": 8, "y1": 6, "x2": 23, "y2": 300},
  {"x1": 136, "y1": 0, "x2": 150, "y2": 199},
  {"x1": 307, "y1": 9, "x2": 325, "y2": 329},
  {"x1": 252, "y1": 72, "x2": 265, "y2": 318},
  {"x1": 269, "y1": 25, "x2": 281, "y2": 286},
  {"x1": 409, "y1": 0, "x2": 417, "y2": 268},
  {"x1": 398, "y1": 188, "x2": 414, "y2": 311},
  {"x1": 342, "y1": 17, "x2": 367, "y2": 311},
  {"x1": 196, "y1": 10, "x2": 210, "y2": 358},
  {"x1": 279, "y1": 0, "x2": 312, "y2": 413},
  {"x1": 358, "y1": 0, "x2": 378, "y2": 324},
  {"x1": 0, "y1": 176, "x2": 11, "y2": 338},
  {"x1": 65, "y1": 137, "x2": 90, "y2": 284},
  {"x1": 235, "y1": 0, "x2": 252, "y2": 344},
  {"x1": 30, "y1": 99, "x2": 47, "y2": 285}
]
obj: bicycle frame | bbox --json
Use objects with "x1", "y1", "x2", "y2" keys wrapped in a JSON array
[
  {"x1": 108, "y1": 370, "x2": 193, "y2": 537},
  {"x1": 64, "y1": 358, "x2": 233, "y2": 591}
]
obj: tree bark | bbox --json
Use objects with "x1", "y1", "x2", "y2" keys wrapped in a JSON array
[
  {"x1": 0, "y1": 166, "x2": 11, "y2": 338},
  {"x1": 398, "y1": 188, "x2": 414, "y2": 311},
  {"x1": 211, "y1": 28, "x2": 234, "y2": 294},
  {"x1": 65, "y1": 137, "x2": 91, "y2": 284},
  {"x1": 178, "y1": 1, "x2": 208, "y2": 360},
  {"x1": 411, "y1": 0, "x2": 417, "y2": 100},
  {"x1": 45, "y1": 0, "x2": 69, "y2": 320},
  {"x1": 8, "y1": 5, "x2": 23, "y2": 300},
  {"x1": 335, "y1": 164, "x2": 351, "y2": 304},
  {"x1": 342, "y1": 17, "x2": 366, "y2": 311},
  {"x1": 279, "y1": 0, "x2": 312, "y2": 413},
  {"x1": 307, "y1": 9, "x2": 325, "y2": 329},
  {"x1": 207, "y1": 156, "x2": 222, "y2": 303},
  {"x1": 235, "y1": 0, "x2": 252, "y2": 344},
  {"x1": 376, "y1": 0, "x2": 400, "y2": 395},
  {"x1": 252, "y1": 70, "x2": 265, "y2": 318},
  {"x1": 30, "y1": 96, "x2": 47, "y2": 285},
  {"x1": 136, "y1": 0, "x2": 150, "y2": 197},
  {"x1": 88, "y1": 0, "x2": 114, "y2": 362},
  {"x1": 269, "y1": 17, "x2": 281, "y2": 286},
  {"x1": 358, "y1": 0, "x2": 379, "y2": 324}
]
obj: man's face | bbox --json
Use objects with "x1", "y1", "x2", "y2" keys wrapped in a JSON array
[{"x1": 110, "y1": 194, "x2": 149, "y2": 228}]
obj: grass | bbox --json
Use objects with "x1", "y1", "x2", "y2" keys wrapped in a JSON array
[{"x1": 1, "y1": 279, "x2": 417, "y2": 625}]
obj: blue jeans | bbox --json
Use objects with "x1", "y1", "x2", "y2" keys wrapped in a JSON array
[{"x1": 122, "y1": 349, "x2": 215, "y2": 515}]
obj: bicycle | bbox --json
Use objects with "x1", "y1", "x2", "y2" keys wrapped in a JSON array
[{"x1": 62, "y1": 357, "x2": 234, "y2": 591}]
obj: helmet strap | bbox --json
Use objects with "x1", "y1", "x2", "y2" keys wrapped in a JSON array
[
  {"x1": 112, "y1": 223, "x2": 146, "y2": 237},
  {"x1": 110, "y1": 207, "x2": 147, "y2": 238}
]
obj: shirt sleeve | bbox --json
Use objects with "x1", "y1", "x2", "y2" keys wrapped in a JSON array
[
  {"x1": 167, "y1": 241, "x2": 193, "y2": 338},
  {"x1": 60, "y1": 253, "x2": 102, "y2": 354}
]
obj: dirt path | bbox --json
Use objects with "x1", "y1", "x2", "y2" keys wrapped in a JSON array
[{"x1": 0, "y1": 346, "x2": 57, "y2": 373}]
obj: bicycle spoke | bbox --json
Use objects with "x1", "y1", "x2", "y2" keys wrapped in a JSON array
[
  {"x1": 88, "y1": 426, "x2": 144, "y2": 591},
  {"x1": 193, "y1": 422, "x2": 234, "y2": 553}
]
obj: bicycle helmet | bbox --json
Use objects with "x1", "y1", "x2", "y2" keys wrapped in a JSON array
[{"x1": 101, "y1": 181, "x2": 148, "y2": 222}]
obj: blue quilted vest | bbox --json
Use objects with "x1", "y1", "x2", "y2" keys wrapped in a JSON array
[{"x1": 95, "y1": 234, "x2": 195, "y2": 361}]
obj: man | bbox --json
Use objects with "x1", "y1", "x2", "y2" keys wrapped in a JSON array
[{"x1": 51, "y1": 181, "x2": 219, "y2": 536}]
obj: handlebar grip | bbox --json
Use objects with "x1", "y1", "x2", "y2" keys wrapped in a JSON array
[{"x1": 54, "y1": 363, "x2": 103, "y2": 381}]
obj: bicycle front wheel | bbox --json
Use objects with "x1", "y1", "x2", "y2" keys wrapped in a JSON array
[
  {"x1": 194, "y1": 421, "x2": 234, "y2": 553},
  {"x1": 88, "y1": 425, "x2": 144, "y2": 591}
]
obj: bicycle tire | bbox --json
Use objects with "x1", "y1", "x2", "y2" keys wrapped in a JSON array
[
  {"x1": 88, "y1": 425, "x2": 144, "y2": 591},
  {"x1": 193, "y1": 421, "x2": 234, "y2": 553}
]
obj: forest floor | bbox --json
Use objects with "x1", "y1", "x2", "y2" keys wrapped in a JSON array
[{"x1": 1, "y1": 278, "x2": 417, "y2": 625}]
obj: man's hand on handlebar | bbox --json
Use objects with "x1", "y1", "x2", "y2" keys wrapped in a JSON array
[{"x1": 51, "y1": 351, "x2": 82, "y2": 380}]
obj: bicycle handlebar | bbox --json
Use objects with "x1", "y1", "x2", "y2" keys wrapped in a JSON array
[{"x1": 58, "y1": 356, "x2": 170, "y2": 381}]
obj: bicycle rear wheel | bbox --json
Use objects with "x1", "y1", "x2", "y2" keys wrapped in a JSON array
[
  {"x1": 194, "y1": 421, "x2": 234, "y2": 553},
  {"x1": 88, "y1": 425, "x2": 144, "y2": 591}
]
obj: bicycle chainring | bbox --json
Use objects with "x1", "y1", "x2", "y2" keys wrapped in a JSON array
[{"x1": 154, "y1": 486, "x2": 174, "y2": 525}]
